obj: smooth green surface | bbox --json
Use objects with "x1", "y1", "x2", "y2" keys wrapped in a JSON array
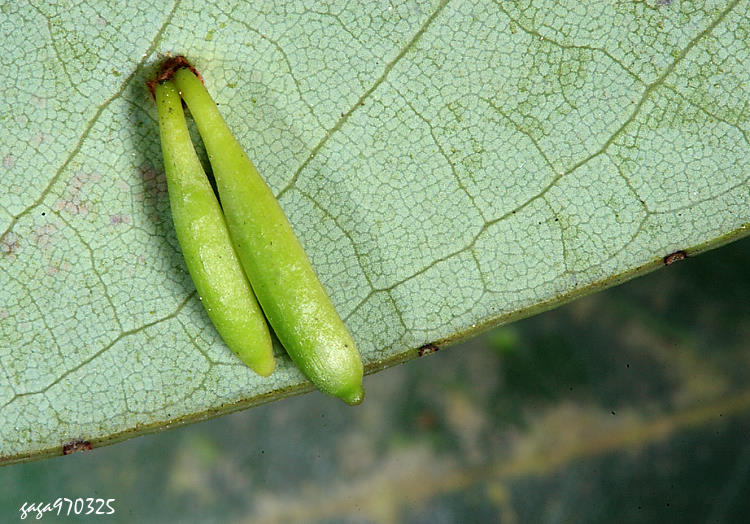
[
  {"x1": 0, "y1": 0, "x2": 748, "y2": 463},
  {"x1": 155, "y1": 80, "x2": 274, "y2": 377},
  {"x1": 173, "y1": 67, "x2": 363, "y2": 405}
]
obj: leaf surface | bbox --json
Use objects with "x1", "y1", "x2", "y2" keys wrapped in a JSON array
[{"x1": 1, "y1": 0, "x2": 748, "y2": 463}]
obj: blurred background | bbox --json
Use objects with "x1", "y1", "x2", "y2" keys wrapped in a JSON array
[{"x1": 2, "y1": 235, "x2": 749, "y2": 523}]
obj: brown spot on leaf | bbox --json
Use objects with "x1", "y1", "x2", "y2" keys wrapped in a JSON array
[
  {"x1": 33, "y1": 223, "x2": 57, "y2": 250},
  {"x1": 417, "y1": 343, "x2": 439, "y2": 357},
  {"x1": 56, "y1": 171, "x2": 100, "y2": 216},
  {"x1": 1, "y1": 232, "x2": 19, "y2": 259},
  {"x1": 663, "y1": 250, "x2": 687, "y2": 266},
  {"x1": 63, "y1": 440, "x2": 92, "y2": 455},
  {"x1": 109, "y1": 214, "x2": 132, "y2": 226}
]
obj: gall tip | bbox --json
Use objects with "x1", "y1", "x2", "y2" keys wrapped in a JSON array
[{"x1": 340, "y1": 384, "x2": 365, "y2": 406}]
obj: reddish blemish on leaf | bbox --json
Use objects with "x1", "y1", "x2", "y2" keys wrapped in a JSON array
[
  {"x1": 33, "y1": 223, "x2": 57, "y2": 250},
  {"x1": 417, "y1": 343, "x2": 439, "y2": 356},
  {"x1": 1, "y1": 232, "x2": 19, "y2": 259},
  {"x1": 55, "y1": 172, "x2": 100, "y2": 216},
  {"x1": 109, "y1": 214, "x2": 132, "y2": 226},
  {"x1": 62, "y1": 440, "x2": 92, "y2": 455},
  {"x1": 663, "y1": 250, "x2": 687, "y2": 266}
]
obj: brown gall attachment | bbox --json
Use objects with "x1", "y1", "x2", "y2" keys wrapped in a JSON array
[{"x1": 146, "y1": 55, "x2": 204, "y2": 100}]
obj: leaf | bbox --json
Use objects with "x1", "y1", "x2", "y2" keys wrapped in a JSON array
[{"x1": 0, "y1": 0, "x2": 748, "y2": 464}]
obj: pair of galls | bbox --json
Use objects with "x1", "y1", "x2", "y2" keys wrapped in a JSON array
[{"x1": 154, "y1": 65, "x2": 364, "y2": 405}]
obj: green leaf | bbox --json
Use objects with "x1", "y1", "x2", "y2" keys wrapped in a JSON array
[{"x1": 1, "y1": 0, "x2": 748, "y2": 464}]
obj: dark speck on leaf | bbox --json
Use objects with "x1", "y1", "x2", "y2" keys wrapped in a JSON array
[
  {"x1": 417, "y1": 343, "x2": 439, "y2": 356},
  {"x1": 63, "y1": 440, "x2": 92, "y2": 455},
  {"x1": 663, "y1": 250, "x2": 687, "y2": 266}
]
